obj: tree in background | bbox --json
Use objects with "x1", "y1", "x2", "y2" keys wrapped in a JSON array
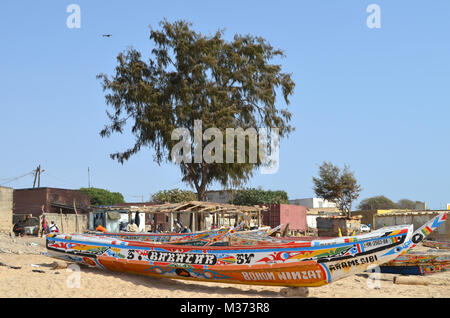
[
  {"x1": 80, "y1": 188, "x2": 125, "y2": 206},
  {"x1": 97, "y1": 19, "x2": 295, "y2": 201},
  {"x1": 231, "y1": 188, "x2": 288, "y2": 205},
  {"x1": 312, "y1": 162, "x2": 362, "y2": 217},
  {"x1": 358, "y1": 195, "x2": 398, "y2": 211},
  {"x1": 151, "y1": 189, "x2": 197, "y2": 203}
]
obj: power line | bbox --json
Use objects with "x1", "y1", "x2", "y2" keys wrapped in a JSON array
[{"x1": 0, "y1": 171, "x2": 35, "y2": 186}]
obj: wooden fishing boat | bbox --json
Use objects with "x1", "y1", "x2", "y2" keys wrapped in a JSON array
[
  {"x1": 86, "y1": 225, "x2": 274, "y2": 246},
  {"x1": 45, "y1": 213, "x2": 447, "y2": 287},
  {"x1": 422, "y1": 239, "x2": 450, "y2": 250},
  {"x1": 87, "y1": 227, "x2": 231, "y2": 243}
]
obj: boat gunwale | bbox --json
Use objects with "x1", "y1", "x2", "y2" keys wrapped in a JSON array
[{"x1": 46, "y1": 229, "x2": 411, "y2": 253}]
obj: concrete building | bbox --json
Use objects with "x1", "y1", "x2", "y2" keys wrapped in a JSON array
[
  {"x1": 289, "y1": 198, "x2": 337, "y2": 209},
  {"x1": 374, "y1": 211, "x2": 449, "y2": 240},
  {"x1": 204, "y1": 190, "x2": 235, "y2": 204},
  {"x1": 0, "y1": 186, "x2": 13, "y2": 233}
]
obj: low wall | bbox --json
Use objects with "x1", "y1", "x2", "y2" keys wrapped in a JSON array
[
  {"x1": 0, "y1": 187, "x2": 13, "y2": 233},
  {"x1": 375, "y1": 211, "x2": 449, "y2": 240},
  {"x1": 42, "y1": 213, "x2": 88, "y2": 234}
]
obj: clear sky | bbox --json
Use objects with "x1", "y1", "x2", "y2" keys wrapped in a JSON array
[{"x1": 1, "y1": 1, "x2": 449, "y2": 208}]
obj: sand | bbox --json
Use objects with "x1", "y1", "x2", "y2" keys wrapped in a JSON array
[{"x1": 0, "y1": 233, "x2": 449, "y2": 298}]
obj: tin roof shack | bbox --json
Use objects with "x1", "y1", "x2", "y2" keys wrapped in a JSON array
[
  {"x1": 306, "y1": 209, "x2": 343, "y2": 230},
  {"x1": 90, "y1": 206, "x2": 147, "y2": 233},
  {"x1": 0, "y1": 186, "x2": 13, "y2": 233},
  {"x1": 316, "y1": 216, "x2": 362, "y2": 237},
  {"x1": 349, "y1": 210, "x2": 377, "y2": 229},
  {"x1": 13, "y1": 187, "x2": 91, "y2": 217},
  {"x1": 100, "y1": 201, "x2": 267, "y2": 233},
  {"x1": 262, "y1": 204, "x2": 307, "y2": 233}
]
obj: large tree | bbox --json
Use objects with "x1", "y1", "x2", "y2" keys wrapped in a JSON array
[
  {"x1": 312, "y1": 162, "x2": 362, "y2": 217},
  {"x1": 358, "y1": 195, "x2": 398, "y2": 211},
  {"x1": 97, "y1": 20, "x2": 295, "y2": 200}
]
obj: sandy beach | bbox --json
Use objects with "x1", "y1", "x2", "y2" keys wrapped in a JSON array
[{"x1": 0, "y1": 233, "x2": 449, "y2": 298}]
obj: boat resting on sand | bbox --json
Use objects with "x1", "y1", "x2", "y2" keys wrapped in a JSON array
[
  {"x1": 45, "y1": 213, "x2": 447, "y2": 287},
  {"x1": 422, "y1": 239, "x2": 450, "y2": 250},
  {"x1": 379, "y1": 249, "x2": 450, "y2": 275},
  {"x1": 86, "y1": 225, "x2": 276, "y2": 246}
]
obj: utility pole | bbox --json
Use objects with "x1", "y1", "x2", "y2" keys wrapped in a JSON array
[
  {"x1": 32, "y1": 165, "x2": 45, "y2": 188},
  {"x1": 88, "y1": 167, "x2": 91, "y2": 188}
]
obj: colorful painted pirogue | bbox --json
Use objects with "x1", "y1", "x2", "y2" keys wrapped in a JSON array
[
  {"x1": 379, "y1": 250, "x2": 450, "y2": 275},
  {"x1": 422, "y1": 239, "x2": 450, "y2": 250},
  {"x1": 87, "y1": 227, "x2": 231, "y2": 244},
  {"x1": 87, "y1": 225, "x2": 274, "y2": 246},
  {"x1": 45, "y1": 213, "x2": 447, "y2": 287}
]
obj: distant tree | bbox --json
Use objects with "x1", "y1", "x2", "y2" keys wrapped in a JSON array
[
  {"x1": 397, "y1": 199, "x2": 424, "y2": 210},
  {"x1": 151, "y1": 188, "x2": 197, "y2": 203},
  {"x1": 358, "y1": 195, "x2": 398, "y2": 211},
  {"x1": 231, "y1": 188, "x2": 289, "y2": 206},
  {"x1": 97, "y1": 19, "x2": 295, "y2": 201},
  {"x1": 312, "y1": 162, "x2": 362, "y2": 217},
  {"x1": 80, "y1": 188, "x2": 125, "y2": 206}
]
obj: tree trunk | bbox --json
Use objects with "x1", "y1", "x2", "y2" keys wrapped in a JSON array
[{"x1": 197, "y1": 187, "x2": 206, "y2": 201}]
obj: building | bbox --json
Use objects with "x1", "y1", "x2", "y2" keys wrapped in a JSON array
[
  {"x1": 316, "y1": 216, "x2": 362, "y2": 237},
  {"x1": 306, "y1": 209, "x2": 343, "y2": 229},
  {"x1": 13, "y1": 187, "x2": 91, "y2": 217},
  {"x1": 262, "y1": 204, "x2": 307, "y2": 232},
  {"x1": 90, "y1": 207, "x2": 147, "y2": 232},
  {"x1": 373, "y1": 211, "x2": 449, "y2": 240},
  {"x1": 0, "y1": 186, "x2": 13, "y2": 233},
  {"x1": 290, "y1": 198, "x2": 340, "y2": 229},
  {"x1": 289, "y1": 198, "x2": 337, "y2": 209}
]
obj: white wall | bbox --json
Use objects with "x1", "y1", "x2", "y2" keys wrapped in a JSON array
[{"x1": 290, "y1": 198, "x2": 336, "y2": 209}]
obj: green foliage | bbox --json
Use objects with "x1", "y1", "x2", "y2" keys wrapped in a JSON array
[
  {"x1": 358, "y1": 195, "x2": 398, "y2": 211},
  {"x1": 80, "y1": 188, "x2": 125, "y2": 206},
  {"x1": 97, "y1": 19, "x2": 295, "y2": 200},
  {"x1": 312, "y1": 162, "x2": 362, "y2": 216},
  {"x1": 231, "y1": 188, "x2": 288, "y2": 205},
  {"x1": 397, "y1": 199, "x2": 425, "y2": 210},
  {"x1": 151, "y1": 188, "x2": 197, "y2": 203}
]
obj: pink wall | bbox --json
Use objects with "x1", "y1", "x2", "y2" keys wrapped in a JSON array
[
  {"x1": 263, "y1": 204, "x2": 307, "y2": 231},
  {"x1": 279, "y1": 204, "x2": 307, "y2": 231}
]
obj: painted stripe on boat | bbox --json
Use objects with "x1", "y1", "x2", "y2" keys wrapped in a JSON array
[{"x1": 47, "y1": 233, "x2": 408, "y2": 254}]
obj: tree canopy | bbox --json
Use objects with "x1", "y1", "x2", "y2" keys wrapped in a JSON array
[
  {"x1": 80, "y1": 188, "x2": 125, "y2": 206},
  {"x1": 230, "y1": 188, "x2": 289, "y2": 206},
  {"x1": 151, "y1": 188, "x2": 197, "y2": 203},
  {"x1": 397, "y1": 199, "x2": 424, "y2": 210},
  {"x1": 97, "y1": 19, "x2": 295, "y2": 200},
  {"x1": 312, "y1": 162, "x2": 362, "y2": 217},
  {"x1": 358, "y1": 196, "x2": 426, "y2": 211}
]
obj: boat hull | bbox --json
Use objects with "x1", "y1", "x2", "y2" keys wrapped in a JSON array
[
  {"x1": 46, "y1": 213, "x2": 447, "y2": 287},
  {"x1": 379, "y1": 251, "x2": 450, "y2": 275}
]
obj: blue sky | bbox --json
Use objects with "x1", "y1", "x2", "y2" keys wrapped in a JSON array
[{"x1": 0, "y1": 1, "x2": 449, "y2": 208}]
